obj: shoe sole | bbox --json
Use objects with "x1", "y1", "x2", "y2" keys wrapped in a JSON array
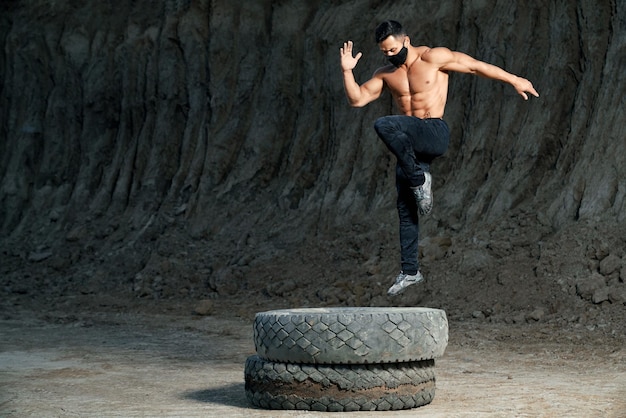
[
  {"x1": 418, "y1": 202, "x2": 432, "y2": 215},
  {"x1": 387, "y1": 277, "x2": 424, "y2": 296},
  {"x1": 416, "y1": 174, "x2": 433, "y2": 215}
]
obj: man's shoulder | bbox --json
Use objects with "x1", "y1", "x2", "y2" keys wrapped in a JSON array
[
  {"x1": 419, "y1": 46, "x2": 454, "y2": 64},
  {"x1": 373, "y1": 65, "x2": 397, "y2": 76}
]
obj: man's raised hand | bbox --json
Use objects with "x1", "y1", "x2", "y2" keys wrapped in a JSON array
[{"x1": 340, "y1": 41, "x2": 362, "y2": 72}]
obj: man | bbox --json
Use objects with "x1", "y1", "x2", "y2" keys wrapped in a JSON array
[{"x1": 340, "y1": 20, "x2": 539, "y2": 296}]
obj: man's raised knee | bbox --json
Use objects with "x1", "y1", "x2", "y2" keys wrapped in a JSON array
[{"x1": 374, "y1": 116, "x2": 392, "y2": 135}]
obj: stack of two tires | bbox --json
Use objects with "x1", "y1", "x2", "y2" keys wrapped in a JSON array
[{"x1": 244, "y1": 307, "x2": 449, "y2": 412}]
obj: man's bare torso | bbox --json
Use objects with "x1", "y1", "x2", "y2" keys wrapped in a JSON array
[{"x1": 376, "y1": 46, "x2": 449, "y2": 118}]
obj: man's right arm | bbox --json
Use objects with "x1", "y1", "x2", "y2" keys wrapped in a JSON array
[{"x1": 340, "y1": 41, "x2": 384, "y2": 107}]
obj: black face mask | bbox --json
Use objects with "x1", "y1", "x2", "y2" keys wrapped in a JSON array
[{"x1": 388, "y1": 45, "x2": 408, "y2": 67}]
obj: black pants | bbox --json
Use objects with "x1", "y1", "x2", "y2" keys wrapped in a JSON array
[{"x1": 374, "y1": 116, "x2": 450, "y2": 274}]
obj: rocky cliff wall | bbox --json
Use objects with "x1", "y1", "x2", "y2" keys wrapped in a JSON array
[
  {"x1": 1, "y1": 1, "x2": 625, "y2": 318},
  {"x1": 2, "y1": 1, "x2": 624, "y2": 234}
]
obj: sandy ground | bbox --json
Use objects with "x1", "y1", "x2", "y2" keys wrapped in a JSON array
[{"x1": 1, "y1": 307, "x2": 625, "y2": 418}]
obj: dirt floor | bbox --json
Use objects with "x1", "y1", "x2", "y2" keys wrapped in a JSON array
[
  {"x1": 1, "y1": 298, "x2": 625, "y2": 418},
  {"x1": 1, "y1": 208, "x2": 626, "y2": 417}
]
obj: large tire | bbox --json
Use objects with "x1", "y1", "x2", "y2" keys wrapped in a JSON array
[
  {"x1": 253, "y1": 307, "x2": 448, "y2": 364},
  {"x1": 244, "y1": 355, "x2": 436, "y2": 412}
]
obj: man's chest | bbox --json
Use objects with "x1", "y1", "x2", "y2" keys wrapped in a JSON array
[{"x1": 385, "y1": 64, "x2": 442, "y2": 95}]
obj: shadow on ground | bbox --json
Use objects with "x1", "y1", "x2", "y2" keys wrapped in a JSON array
[{"x1": 182, "y1": 383, "x2": 250, "y2": 408}]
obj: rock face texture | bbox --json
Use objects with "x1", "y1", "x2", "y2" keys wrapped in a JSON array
[{"x1": 1, "y1": 1, "x2": 625, "y2": 325}]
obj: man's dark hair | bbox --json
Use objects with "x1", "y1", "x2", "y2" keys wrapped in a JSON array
[{"x1": 375, "y1": 20, "x2": 406, "y2": 44}]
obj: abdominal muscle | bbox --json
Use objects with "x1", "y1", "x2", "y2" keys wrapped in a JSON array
[
  {"x1": 393, "y1": 87, "x2": 447, "y2": 118},
  {"x1": 387, "y1": 62, "x2": 449, "y2": 118}
]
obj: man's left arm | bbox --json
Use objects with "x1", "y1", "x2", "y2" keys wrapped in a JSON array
[{"x1": 426, "y1": 47, "x2": 539, "y2": 100}]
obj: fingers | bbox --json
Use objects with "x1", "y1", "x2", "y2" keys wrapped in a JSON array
[
  {"x1": 524, "y1": 87, "x2": 539, "y2": 100},
  {"x1": 526, "y1": 80, "x2": 539, "y2": 98},
  {"x1": 521, "y1": 90, "x2": 539, "y2": 100},
  {"x1": 340, "y1": 40, "x2": 354, "y2": 56},
  {"x1": 340, "y1": 41, "x2": 362, "y2": 71},
  {"x1": 518, "y1": 80, "x2": 539, "y2": 100}
]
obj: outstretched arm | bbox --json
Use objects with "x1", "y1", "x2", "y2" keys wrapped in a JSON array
[
  {"x1": 340, "y1": 41, "x2": 384, "y2": 107},
  {"x1": 424, "y1": 47, "x2": 539, "y2": 100}
]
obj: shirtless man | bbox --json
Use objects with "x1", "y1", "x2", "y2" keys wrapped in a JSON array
[{"x1": 340, "y1": 20, "x2": 539, "y2": 296}]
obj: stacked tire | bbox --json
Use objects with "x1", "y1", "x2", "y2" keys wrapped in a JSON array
[{"x1": 244, "y1": 307, "x2": 448, "y2": 412}]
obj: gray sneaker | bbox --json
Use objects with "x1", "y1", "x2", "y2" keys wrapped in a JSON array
[
  {"x1": 413, "y1": 172, "x2": 432, "y2": 215},
  {"x1": 387, "y1": 271, "x2": 425, "y2": 296}
]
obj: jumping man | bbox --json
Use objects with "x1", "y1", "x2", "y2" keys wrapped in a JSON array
[{"x1": 340, "y1": 20, "x2": 539, "y2": 296}]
